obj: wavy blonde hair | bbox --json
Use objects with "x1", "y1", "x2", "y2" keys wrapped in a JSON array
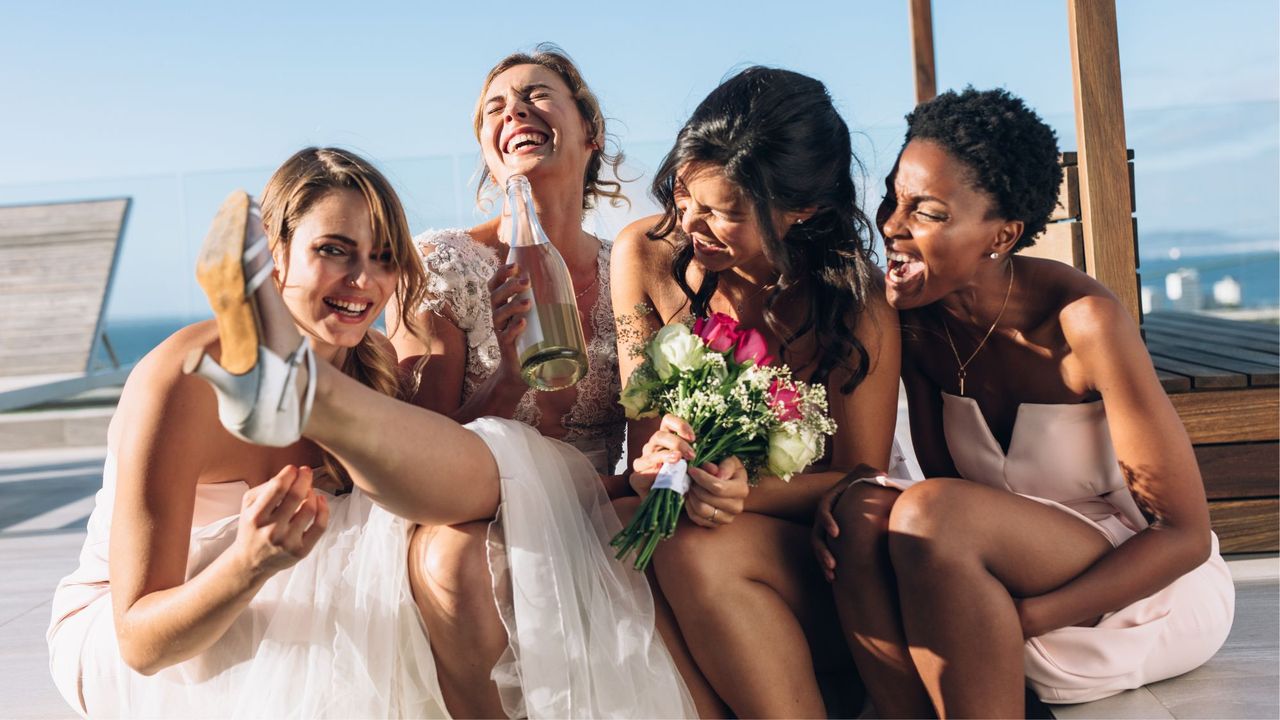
[
  {"x1": 260, "y1": 147, "x2": 429, "y2": 489},
  {"x1": 472, "y1": 43, "x2": 628, "y2": 212}
]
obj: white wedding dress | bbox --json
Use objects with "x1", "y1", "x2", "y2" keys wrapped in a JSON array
[{"x1": 49, "y1": 417, "x2": 695, "y2": 719}]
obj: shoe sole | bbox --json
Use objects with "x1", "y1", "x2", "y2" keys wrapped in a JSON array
[{"x1": 196, "y1": 190, "x2": 260, "y2": 376}]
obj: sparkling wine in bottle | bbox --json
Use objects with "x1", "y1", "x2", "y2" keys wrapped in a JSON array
[{"x1": 505, "y1": 174, "x2": 589, "y2": 390}]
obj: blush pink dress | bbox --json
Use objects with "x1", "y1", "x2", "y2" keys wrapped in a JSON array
[{"x1": 867, "y1": 392, "x2": 1235, "y2": 704}]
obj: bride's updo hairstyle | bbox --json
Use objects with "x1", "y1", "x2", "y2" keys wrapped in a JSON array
[
  {"x1": 886, "y1": 87, "x2": 1063, "y2": 252},
  {"x1": 472, "y1": 43, "x2": 627, "y2": 212},
  {"x1": 648, "y1": 67, "x2": 878, "y2": 393},
  {"x1": 260, "y1": 147, "x2": 429, "y2": 486}
]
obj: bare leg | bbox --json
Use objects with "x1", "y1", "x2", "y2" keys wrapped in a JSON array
[
  {"x1": 654, "y1": 512, "x2": 830, "y2": 718},
  {"x1": 614, "y1": 497, "x2": 729, "y2": 719},
  {"x1": 246, "y1": 250, "x2": 499, "y2": 526},
  {"x1": 303, "y1": 366, "x2": 499, "y2": 524},
  {"x1": 888, "y1": 479, "x2": 1113, "y2": 718},
  {"x1": 408, "y1": 522, "x2": 509, "y2": 719},
  {"x1": 829, "y1": 484, "x2": 935, "y2": 718}
]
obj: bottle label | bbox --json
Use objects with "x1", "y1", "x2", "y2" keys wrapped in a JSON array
[{"x1": 516, "y1": 289, "x2": 544, "y2": 348}]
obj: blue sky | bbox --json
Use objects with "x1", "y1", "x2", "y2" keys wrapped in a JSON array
[
  {"x1": 1, "y1": 0, "x2": 1276, "y2": 318},
  {"x1": 3, "y1": 0, "x2": 1275, "y2": 183}
]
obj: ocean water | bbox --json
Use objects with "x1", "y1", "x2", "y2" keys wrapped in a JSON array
[
  {"x1": 1140, "y1": 250, "x2": 1279, "y2": 308},
  {"x1": 92, "y1": 316, "x2": 198, "y2": 369}
]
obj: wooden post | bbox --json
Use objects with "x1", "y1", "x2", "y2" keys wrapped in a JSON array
[
  {"x1": 1066, "y1": 0, "x2": 1141, "y2": 322},
  {"x1": 909, "y1": 0, "x2": 937, "y2": 104}
]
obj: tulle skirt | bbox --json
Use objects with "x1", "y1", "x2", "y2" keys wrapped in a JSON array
[
  {"x1": 50, "y1": 485, "x2": 447, "y2": 719},
  {"x1": 476, "y1": 417, "x2": 695, "y2": 718},
  {"x1": 49, "y1": 417, "x2": 695, "y2": 719}
]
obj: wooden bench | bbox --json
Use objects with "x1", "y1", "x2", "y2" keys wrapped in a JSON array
[
  {"x1": 1144, "y1": 312, "x2": 1279, "y2": 553},
  {"x1": 1025, "y1": 153, "x2": 1279, "y2": 553},
  {"x1": 0, "y1": 198, "x2": 133, "y2": 411}
]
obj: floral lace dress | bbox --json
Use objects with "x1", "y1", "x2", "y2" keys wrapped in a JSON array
[{"x1": 415, "y1": 229, "x2": 625, "y2": 474}]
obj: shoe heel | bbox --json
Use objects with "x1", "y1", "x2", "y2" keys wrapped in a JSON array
[{"x1": 197, "y1": 190, "x2": 260, "y2": 376}]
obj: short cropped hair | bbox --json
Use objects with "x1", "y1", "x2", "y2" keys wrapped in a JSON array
[{"x1": 904, "y1": 87, "x2": 1062, "y2": 250}]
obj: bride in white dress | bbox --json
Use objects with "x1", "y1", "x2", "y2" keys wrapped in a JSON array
[
  {"x1": 47, "y1": 147, "x2": 694, "y2": 718},
  {"x1": 384, "y1": 46, "x2": 637, "y2": 716}
]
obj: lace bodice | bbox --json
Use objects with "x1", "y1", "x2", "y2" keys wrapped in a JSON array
[{"x1": 415, "y1": 229, "x2": 625, "y2": 471}]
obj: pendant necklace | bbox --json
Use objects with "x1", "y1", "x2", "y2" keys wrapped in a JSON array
[{"x1": 942, "y1": 261, "x2": 1014, "y2": 396}]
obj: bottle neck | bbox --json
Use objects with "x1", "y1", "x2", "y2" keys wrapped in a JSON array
[{"x1": 506, "y1": 177, "x2": 549, "y2": 248}]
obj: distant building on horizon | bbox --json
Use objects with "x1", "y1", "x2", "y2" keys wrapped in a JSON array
[
  {"x1": 1166, "y1": 268, "x2": 1205, "y2": 312},
  {"x1": 1213, "y1": 276, "x2": 1243, "y2": 307}
]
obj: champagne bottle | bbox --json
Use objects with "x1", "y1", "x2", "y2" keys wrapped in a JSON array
[{"x1": 505, "y1": 174, "x2": 589, "y2": 390}]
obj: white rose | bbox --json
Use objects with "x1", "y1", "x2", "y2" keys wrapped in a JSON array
[
  {"x1": 765, "y1": 425, "x2": 822, "y2": 481},
  {"x1": 647, "y1": 323, "x2": 706, "y2": 380}
]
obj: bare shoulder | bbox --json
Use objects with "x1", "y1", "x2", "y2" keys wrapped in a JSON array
[
  {"x1": 614, "y1": 216, "x2": 672, "y2": 263},
  {"x1": 1034, "y1": 260, "x2": 1142, "y2": 364},
  {"x1": 467, "y1": 218, "x2": 503, "y2": 255},
  {"x1": 855, "y1": 270, "x2": 897, "y2": 333},
  {"x1": 113, "y1": 320, "x2": 221, "y2": 443},
  {"x1": 125, "y1": 321, "x2": 218, "y2": 395},
  {"x1": 613, "y1": 215, "x2": 680, "y2": 286}
]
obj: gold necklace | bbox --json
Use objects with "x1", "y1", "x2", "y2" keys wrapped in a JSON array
[{"x1": 942, "y1": 261, "x2": 1015, "y2": 396}]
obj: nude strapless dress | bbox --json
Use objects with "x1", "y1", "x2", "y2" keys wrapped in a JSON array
[{"x1": 866, "y1": 393, "x2": 1235, "y2": 704}]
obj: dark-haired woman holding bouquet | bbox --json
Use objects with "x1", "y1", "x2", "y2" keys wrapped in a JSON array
[
  {"x1": 815, "y1": 88, "x2": 1234, "y2": 717},
  {"x1": 611, "y1": 66, "x2": 905, "y2": 717}
]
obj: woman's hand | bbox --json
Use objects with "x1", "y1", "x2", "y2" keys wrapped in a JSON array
[
  {"x1": 811, "y1": 477, "x2": 854, "y2": 582},
  {"x1": 810, "y1": 464, "x2": 884, "y2": 582},
  {"x1": 233, "y1": 465, "x2": 329, "y2": 576},
  {"x1": 685, "y1": 456, "x2": 748, "y2": 528},
  {"x1": 628, "y1": 414, "x2": 748, "y2": 527},
  {"x1": 488, "y1": 262, "x2": 533, "y2": 387},
  {"x1": 1014, "y1": 594, "x2": 1104, "y2": 639}
]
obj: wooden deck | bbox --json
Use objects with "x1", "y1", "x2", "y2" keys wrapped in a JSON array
[{"x1": 1144, "y1": 312, "x2": 1279, "y2": 554}]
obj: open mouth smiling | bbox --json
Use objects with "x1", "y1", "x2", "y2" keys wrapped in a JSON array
[
  {"x1": 503, "y1": 130, "x2": 549, "y2": 154},
  {"x1": 323, "y1": 296, "x2": 372, "y2": 318},
  {"x1": 886, "y1": 250, "x2": 925, "y2": 285}
]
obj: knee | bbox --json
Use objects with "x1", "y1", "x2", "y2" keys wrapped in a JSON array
[
  {"x1": 829, "y1": 484, "x2": 896, "y2": 581},
  {"x1": 652, "y1": 523, "x2": 737, "y2": 598},
  {"x1": 412, "y1": 521, "x2": 494, "y2": 614},
  {"x1": 886, "y1": 479, "x2": 971, "y2": 571}
]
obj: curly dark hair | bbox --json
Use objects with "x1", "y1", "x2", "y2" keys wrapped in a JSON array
[
  {"x1": 902, "y1": 87, "x2": 1062, "y2": 251},
  {"x1": 649, "y1": 66, "x2": 879, "y2": 393}
]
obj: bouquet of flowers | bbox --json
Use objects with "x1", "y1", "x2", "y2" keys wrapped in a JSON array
[{"x1": 611, "y1": 313, "x2": 837, "y2": 571}]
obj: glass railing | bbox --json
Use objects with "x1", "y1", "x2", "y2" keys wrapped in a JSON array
[{"x1": 1, "y1": 100, "x2": 1275, "y2": 373}]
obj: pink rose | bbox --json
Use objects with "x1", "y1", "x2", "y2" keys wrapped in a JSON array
[
  {"x1": 692, "y1": 316, "x2": 707, "y2": 337},
  {"x1": 699, "y1": 313, "x2": 742, "y2": 353},
  {"x1": 768, "y1": 378, "x2": 803, "y2": 422},
  {"x1": 734, "y1": 328, "x2": 771, "y2": 366}
]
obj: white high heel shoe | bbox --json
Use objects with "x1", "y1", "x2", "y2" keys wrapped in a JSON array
[{"x1": 184, "y1": 190, "x2": 315, "y2": 447}]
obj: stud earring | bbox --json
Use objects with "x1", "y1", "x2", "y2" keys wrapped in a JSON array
[{"x1": 990, "y1": 252, "x2": 1000, "y2": 260}]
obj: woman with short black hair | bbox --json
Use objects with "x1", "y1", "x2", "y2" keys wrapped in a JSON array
[{"x1": 816, "y1": 88, "x2": 1234, "y2": 717}]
